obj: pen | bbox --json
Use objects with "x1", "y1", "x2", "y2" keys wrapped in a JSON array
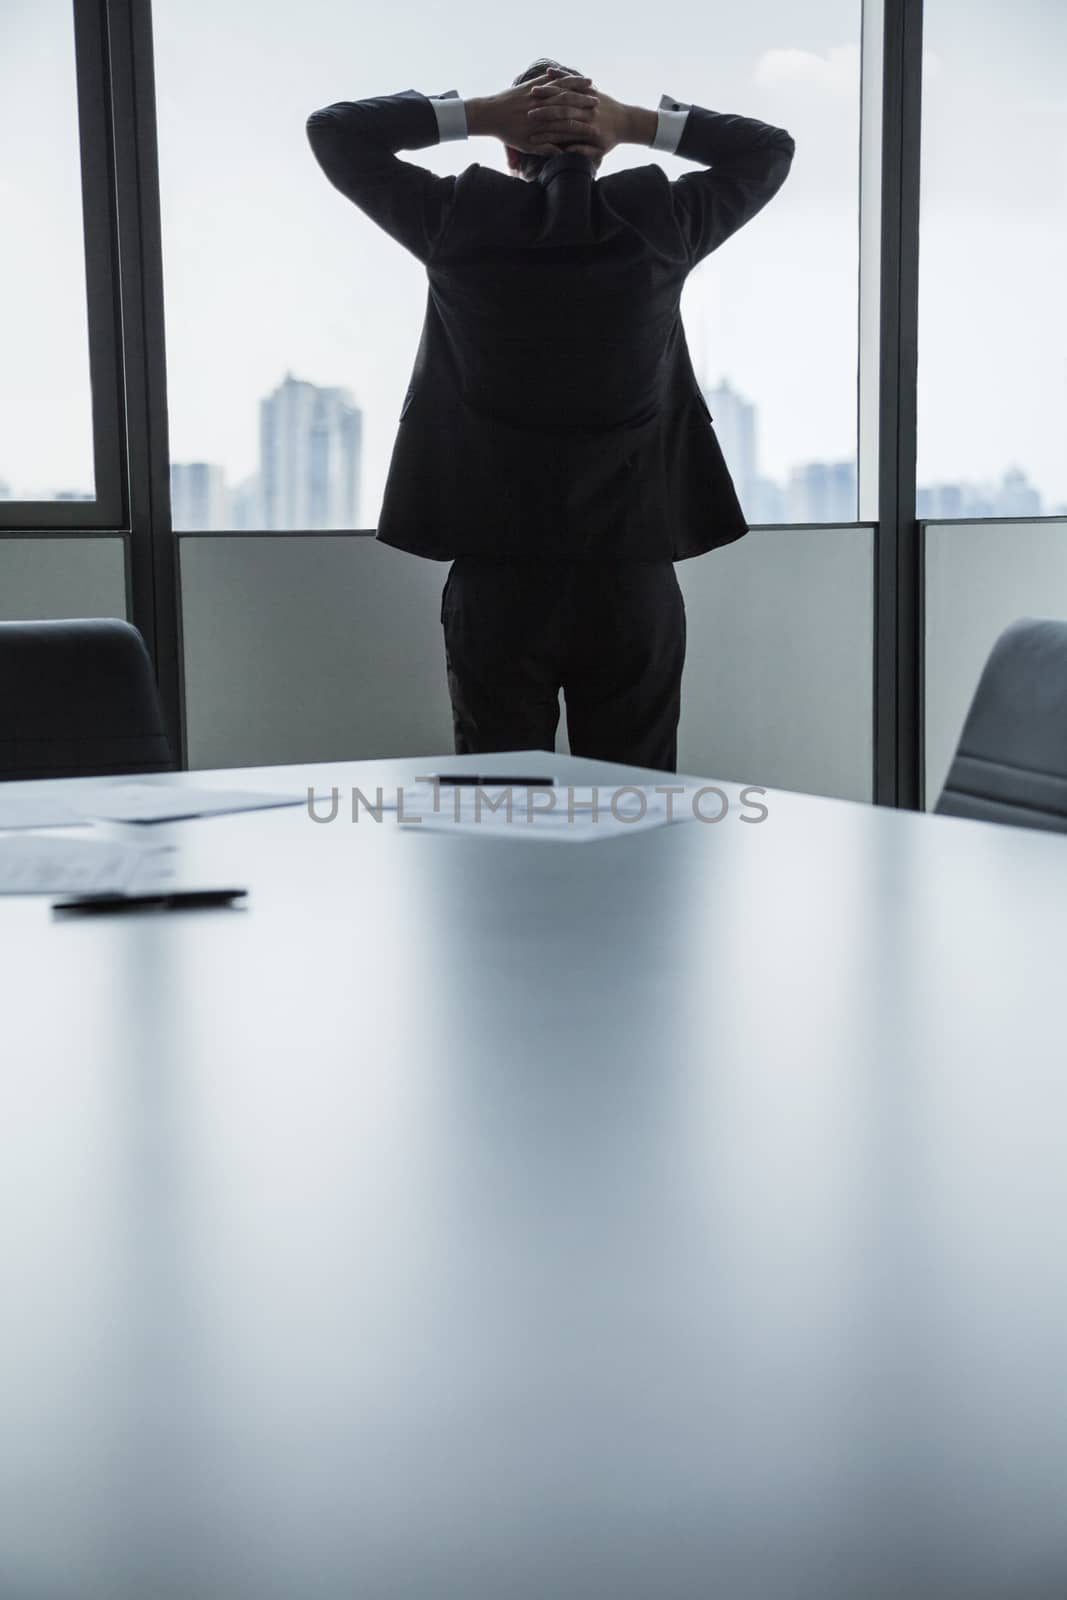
[
  {"x1": 430, "y1": 775, "x2": 557, "y2": 787},
  {"x1": 52, "y1": 888, "x2": 247, "y2": 914}
]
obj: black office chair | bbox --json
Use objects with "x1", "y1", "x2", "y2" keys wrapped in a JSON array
[
  {"x1": 0, "y1": 618, "x2": 174, "y2": 781},
  {"x1": 934, "y1": 616, "x2": 1067, "y2": 831}
]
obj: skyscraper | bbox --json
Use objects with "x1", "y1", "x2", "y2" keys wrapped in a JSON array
[
  {"x1": 703, "y1": 377, "x2": 758, "y2": 510},
  {"x1": 747, "y1": 477, "x2": 787, "y2": 525},
  {"x1": 997, "y1": 466, "x2": 1042, "y2": 517},
  {"x1": 228, "y1": 473, "x2": 262, "y2": 531},
  {"x1": 917, "y1": 483, "x2": 965, "y2": 519},
  {"x1": 787, "y1": 461, "x2": 857, "y2": 524},
  {"x1": 259, "y1": 372, "x2": 363, "y2": 531},
  {"x1": 170, "y1": 462, "x2": 228, "y2": 531}
]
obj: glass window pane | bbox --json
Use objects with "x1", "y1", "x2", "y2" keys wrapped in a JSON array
[
  {"x1": 0, "y1": 0, "x2": 95, "y2": 503},
  {"x1": 918, "y1": 1, "x2": 1067, "y2": 518},
  {"x1": 154, "y1": 1, "x2": 859, "y2": 530}
]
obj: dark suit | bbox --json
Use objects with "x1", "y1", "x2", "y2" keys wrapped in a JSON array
[{"x1": 306, "y1": 90, "x2": 795, "y2": 766}]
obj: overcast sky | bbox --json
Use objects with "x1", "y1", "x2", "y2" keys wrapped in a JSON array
[{"x1": 2, "y1": 0, "x2": 1065, "y2": 514}]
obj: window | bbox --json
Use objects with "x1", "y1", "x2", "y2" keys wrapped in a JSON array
[
  {"x1": 0, "y1": 0, "x2": 95, "y2": 504},
  {"x1": 917, "y1": 0, "x2": 1067, "y2": 518},
  {"x1": 154, "y1": 0, "x2": 860, "y2": 530}
]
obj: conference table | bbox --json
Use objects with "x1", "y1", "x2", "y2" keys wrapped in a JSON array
[{"x1": 3, "y1": 749, "x2": 1067, "y2": 1599}]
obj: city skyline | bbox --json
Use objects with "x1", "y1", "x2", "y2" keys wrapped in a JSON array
[
  {"x1": 3, "y1": 2, "x2": 1064, "y2": 518},
  {"x1": 8, "y1": 362, "x2": 1050, "y2": 528},
  {"x1": 168, "y1": 369, "x2": 1067, "y2": 530}
]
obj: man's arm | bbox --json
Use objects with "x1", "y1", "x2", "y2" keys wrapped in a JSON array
[
  {"x1": 519, "y1": 81, "x2": 686, "y2": 162},
  {"x1": 305, "y1": 75, "x2": 596, "y2": 258},
  {"x1": 653, "y1": 99, "x2": 795, "y2": 267},
  {"x1": 634, "y1": 98, "x2": 688, "y2": 155},
  {"x1": 528, "y1": 86, "x2": 795, "y2": 264},
  {"x1": 305, "y1": 89, "x2": 457, "y2": 263},
  {"x1": 437, "y1": 72, "x2": 597, "y2": 156}
]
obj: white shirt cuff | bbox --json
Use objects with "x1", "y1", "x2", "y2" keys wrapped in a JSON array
[
  {"x1": 429, "y1": 91, "x2": 468, "y2": 142},
  {"x1": 653, "y1": 93, "x2": 691, "y2": 154}
]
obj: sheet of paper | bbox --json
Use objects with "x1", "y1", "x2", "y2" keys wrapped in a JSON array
[
  {"x1": 66, "y1": 783, "x2": 306, "y2": 824},
  {"x1": 0, "y1": 834, "x2": 177, "y2": 895},
  {"x1": 0, "y1": 793, "x2": 89, "y2": 831},
  {"x1": 381, "y1": 783, "x2": 705, "y2": 843}
]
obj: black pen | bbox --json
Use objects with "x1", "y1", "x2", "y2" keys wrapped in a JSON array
[
  {"x1": 52, "y1": 888, "x2": 248, "y2": 914},
  {"x1": 429, "y1": 775, "x2": 557, "y2": 787}
]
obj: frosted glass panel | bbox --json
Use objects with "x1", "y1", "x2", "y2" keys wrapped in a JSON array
[
  {"x1": 182, "y1": 530, "x2": 873, "y2": 801},
  {"x1": 180, "y1": 536, "x2": 454, "y2": 768},
  {"x1": 924, "y1": 521, "x2": 1067, "y2": 808},
  {"x1": 0, "y1": 540, "x2": 126, "y2": 622},
  {"x1": 677, "y1": 526, "x2": 873, "y2": 801}
]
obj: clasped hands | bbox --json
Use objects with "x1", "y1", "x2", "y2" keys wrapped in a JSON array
[{"x1": 482, "y1": 67, "x2": 626, "y2": 164}]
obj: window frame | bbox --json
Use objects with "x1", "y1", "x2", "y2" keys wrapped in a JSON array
[
  {"x1": 1, "y1": 0, "x2": 124, "y2": 529},
  {"x1": 0, "y1": 0, "x2": 184, "y2": 763}
]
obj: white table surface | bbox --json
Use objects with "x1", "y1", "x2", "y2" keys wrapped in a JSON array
[{"x1": 3, "y1": 751, "x2": 1067, "y2": 1598}]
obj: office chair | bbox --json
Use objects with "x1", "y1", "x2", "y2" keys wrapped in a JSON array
[
  {"x1": 934, "y1": 616, "x2": 1067, "y2": 832},
  {"x1": 0, "y1": 618, "x2": 174, "y2": 781}
]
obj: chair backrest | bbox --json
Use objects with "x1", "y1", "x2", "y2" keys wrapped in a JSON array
[
  {"x1": 0, "y1": 618, "x2": 174, "y2": 781},
  {"x1": 935, "y1": 616, "x2": 1067, "y2": 831}
]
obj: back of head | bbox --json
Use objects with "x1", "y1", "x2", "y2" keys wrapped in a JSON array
[{"x1": 509, "y1": 57, "x2": 585, "y2": 180}]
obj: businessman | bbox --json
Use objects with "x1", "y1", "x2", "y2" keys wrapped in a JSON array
[{"x1": 306, "y1": 62, "x2": 794, "y2": 771}]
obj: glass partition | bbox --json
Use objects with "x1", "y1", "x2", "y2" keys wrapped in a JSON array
[
  {"x1": 182, "y1": 526, "x2": 873, "y2": 802},
  {"x1": 0, "y1": 0, "x2": 96, "y2": 503},
  {"x1": 154, "y1": 0, "x2": 860, "y2": 530}
]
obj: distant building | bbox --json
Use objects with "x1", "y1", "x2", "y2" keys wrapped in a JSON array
[
  {"x1": 260, "y1": 372, "x2": 363, "y2": 531},
  {"x1": 747, "y1": 476, "x2": 787, "y2": 525},
  {"x1": 996, "y1": 466, "x2": 1042, "y2": 517},
  {"x1": 917, "y1": 483, "x2": 965, "y2": 519},
  {"x1": 228, "y1": 474, "x2": 263, "y2": 531},
  {"x1": 703, "y1": 378, "x2": 758, "y2": 509},
  {"x1": 787, "y1": 461, "x2": 856, "y2": 525},
  {"x1": 917, "y1": 468, "x2": 1043, "y2": 520},
  {"x1": 699, "y1": 378, "x2": 861, "y2": 525},
  {"x1": 0, "y1": 479, "x2": 10, "y2": 500},
  {"x1": 170, "y1": 462, "x2": 228, "y2": 531},
  {"x1": 154, "y1": 374, "x2": 1055, "y2": 537}
]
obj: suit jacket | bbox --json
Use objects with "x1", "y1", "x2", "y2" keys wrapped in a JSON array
[{"x1": 305, "y1": 90, "x2": 795, "y2": 562}]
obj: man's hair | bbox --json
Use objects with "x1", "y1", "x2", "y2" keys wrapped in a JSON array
[{"x1": 510, "y1": 57, "x2": 584, "y2": 180}]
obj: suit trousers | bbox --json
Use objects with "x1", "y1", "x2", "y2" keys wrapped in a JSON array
[{"x1": 440, "y1": 558, "x2": 687, "y2": 773}]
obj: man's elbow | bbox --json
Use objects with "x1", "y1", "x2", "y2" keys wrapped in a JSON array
[
  {"x1": 306, "y1": 108, "x2": 346, "y2": 170},
  {"x1": 306, "y1": 105, "x2": 348, "y2": 144},
  {"x1": 750, "y1": 135, "x2": 795, "y2": 206},
  {"x1": 306, "y1": 108, "x2": 331, "y2": 140},
  {"x1": 770, "y1": 130, "x2": 796, "y2": 188}
]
